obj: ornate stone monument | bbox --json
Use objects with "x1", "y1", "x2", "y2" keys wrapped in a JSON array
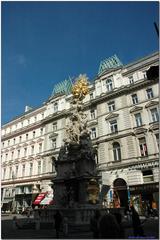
[{"x1": 53, "y1": 74, "x2": 100, "y2": 209}]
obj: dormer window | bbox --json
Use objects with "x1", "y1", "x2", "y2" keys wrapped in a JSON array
[{"x1": 106, "y1": 79, "x2": 113, "y2": 92}]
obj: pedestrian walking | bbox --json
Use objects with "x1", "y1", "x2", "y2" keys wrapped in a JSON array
[
  {"x1": 90, "y1": 210, "x2": 101, "y2": 238},
  {"x1": 54, "y1": 210, "x2": 63, "y2": 239},
  {"x1": 99, "y1": 212, "x2": 120, "y2": 239},
  {"x1": 130, "y1": 205, "x2": 144, "y2": 237}
]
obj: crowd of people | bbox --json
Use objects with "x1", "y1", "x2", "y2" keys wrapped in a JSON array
[{"x1": 90, "y1": 206, "x2": 145, "y2": 239}]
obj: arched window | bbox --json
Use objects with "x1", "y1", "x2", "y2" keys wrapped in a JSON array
[
  {"x1": 106, "y1": 79, "x2": 113, "y2": 91},
  {"x1": 113, "y1": 142, "x2": 121, "y2": 161}
]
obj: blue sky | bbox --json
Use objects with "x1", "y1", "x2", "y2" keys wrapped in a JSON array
[{"x1": 2, "y1": 1, "x2": 159, "y2": 125}]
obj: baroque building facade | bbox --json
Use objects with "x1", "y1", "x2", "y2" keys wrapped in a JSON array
[{"x1": 1, "y1": 51, "x2": 159, "y2": 214}]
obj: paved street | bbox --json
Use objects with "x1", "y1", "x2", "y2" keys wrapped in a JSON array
[{"x1": 1, "y1": 214, "x2": 159, "y2": 239}]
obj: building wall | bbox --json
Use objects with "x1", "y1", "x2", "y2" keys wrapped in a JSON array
[{"x1": 1, "y1": 51, "x2": 159, "y2": 211}]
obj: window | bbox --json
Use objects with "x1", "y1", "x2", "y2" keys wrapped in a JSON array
[
  {"x1": 24, "y1": 134, "x2": 28, "y2": 141},
  {"x1": 146, "y1": 88, "x2": 154, "y2": 99},
  {"x1": 21, "y1": 122, "x2": 23, "y2": 128},
  {"x1": 2, "y1": 142, "x2": 4, "y2": 148},
  {"x1": 24, "y1": 148, "x2": 27, "y2": 157},
  {"x1": 108, "y1": 101, "x2": 115, "y2": 112},
  {"x1": 39, "y1": 143, "x2": 42, "y2": 153},
  {"x1": 8, "y1": 140, "x2": 10, "y2": 146},
  {"x1": 33, "y1": 131, "x2": 36, "y2": 138},
  {"x1": 41, "y1": 113, "x2": 44, "y2": 119},
  {"x1": 155, "y1": 133, "x2": 159, "y2": 149},
  {"x1": 22, "y1": 164, "x2": 25, "y2": 176},
  {"x1": 5, "y1": 154, "x2": 8, "y2": 161},
  {"x1": 28, "y1": 119, "x2": 30, "y2": 125},
  {"x1": 90, "y1": 109, "x2": 96, "y2": 119},
  {"x1": 19, "y1": 136, "x2": 22, "y2": 143},
  {"x1": 52, "y1": 139, "x2": 56, "y2": 149},
  {"x1": 129, "y1": 76, "x2": 134, "y2": 84},
  {"x1": 53, "y1": 123, "x2": 57, "y2": 131},
  {"x1": 143, "y1": 71, "x2": 147, "y2": 79},
  {"x1": 143, "y1": 170, "x2": 154, "y2": 183},
  {"x1": 40, "y1": 128, "x2": 43, "y2": 135},
  {"x1": 31, "y1": 146, "x2": 34, "y2": 155},
  {"x1": 113, "y1": 142, "x2": 121, "y2": 161},
  {"x1": 54, "y1": 102, "x2": 58, "y2": 112},
  {"x1": 42, "y1": 160, "x2": 46, "y2": 173},
  {"x1": 139, "y1": 137, "x2": 148, "y2": 157},
  {"x1": 134, "y1": 113, "x2": 142, "y2": 127},
  {"x1": 9, "y1": 167, "x2": 12, "y2": 179},
  {"x1": 38, "y1": 161, "x2": 41, "y2": 174},
  {"x1": 132, "y1": 94, "x2": 138, "y2": 104},
  {"x1": 90, "y1": 93, "x2": 94, "y2": 100},
  {"x1": 90, "y1": 128, "x2": 97, "y2": 139},
  {"x1": 150, "y1": 108, "x2": 159, "y2": 122},
  {"x1": 15, "y1": 166, "x2": 18, "y2": 177},
  {"x1": 110, "y1": 120, "x2": 118, "y2": 133},
  {"x1": 3, "y1": 168, "x2": 6, "y2": 180},
  {"x1": 106, "y1": 79, "x2": 113, "y2": 91},
  {"x1": 13, "y1": 138, "x2": 16, "y2": 145},
  {"x1": 34, "y1": 116, "x2": 37, "y2": 122},
  {"x1": 29, "y1": 163, "x2": 33, "y2": 176},
  {"x1": 17, "y1": 149, "x2": 20, "y2": 158}
]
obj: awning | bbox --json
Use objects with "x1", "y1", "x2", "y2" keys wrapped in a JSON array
[
  {"x1": 40, "y1": 192, "x2": 54, "y2": 205},
  {"x1": 32, "y1": 192, "x2": 47, "y2": 205}
]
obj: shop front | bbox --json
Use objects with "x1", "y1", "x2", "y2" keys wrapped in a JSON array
[
  {"x1": 129, "y1": 182, "x2": 159, "y2": 215},
  {"x1": 15, "y1": 193, "x2": 38, "y2": 213}
]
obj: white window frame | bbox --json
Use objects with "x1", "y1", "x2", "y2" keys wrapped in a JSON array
[
  {"x1": 150, "y1": 108, "x2": 159, "y2": 122},
  {"x1": 146, "y1": 88, "x2": 154, "y2": 99},
  {"x1": 53, "y1": 122, "x2": 57, "y2": 131},
  {"x1": 106, "y1": 79, "x2": 113, "y2": 91},
  {"x1": 132, "y1": 94, "x2": 138, "y2": 104},
  {"x1": 54, "y1": 102, "x2": 58, "y2": 112},
  {"x1": 29, "y1": 163, "x2": 33, "y2": 176},
  {"x1": 90, "y1": 109, "x2": 96, "y2": 120},
  {"x1": 52, "y1": 139, "x2": 56, "y2": 149},
  {"x1": 134, "y1": 113, "x2": 142, "y2": 127},
  {"x1": 38, "y1": 161, "x2": 41, "y2": 175},
  {"x1": 113, "y1": 142, "x2": 121, "y2": 161},
  {"x1": 139, "y1": 138, "x2": 148, "y2": 157},
  {"x1": 90, "y1": 127, "x2": 97, "y2": 139},
  {"x1": 110, "y1": 119, "x2": 118, "y2": 133},
  {"x1": 108, "y1": 101, "x2": 115, "y2": 112},
  {"x1": 129, "y1": 76, "x2": 134, "y2": 84}
]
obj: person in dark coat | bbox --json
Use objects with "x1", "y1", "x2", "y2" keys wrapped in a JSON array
[
  {"x1": 130, "y1": 206, "x2": 144, "y2": 237},
  {"x1": 90, "y1": 210, "x2": 101, "y2": 238},
  {"x1": 114, "y1": 213, "x2": 125, "y2": 239},
  {"x1": 99, "y1": 212, "x2": 120, "y2": 239},
  {"x1": 54, "y1": 210, "x2": 63, "y2": 238}
]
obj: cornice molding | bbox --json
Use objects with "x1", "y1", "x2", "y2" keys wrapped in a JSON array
[
  {"x1": 145, "y1": 100, "x2": 159, "y2": 108},
  {"x1": 130, "y1": 106, "x2": 143, "y2": 113},
  {"x1": 105, "y1": 113, "x2": 119, "y2": 120}
]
